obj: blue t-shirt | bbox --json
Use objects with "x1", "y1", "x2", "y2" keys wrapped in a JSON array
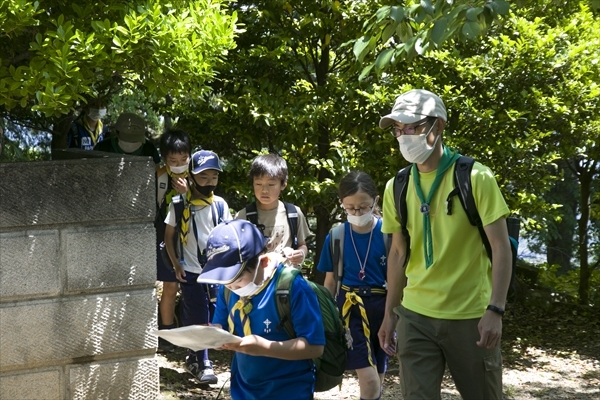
[
  {"x1": 213, "y1": 263, "x2": 326, "y2": 400},
  {"x1": 317, "y1": 219, "x2": 388, "y2": 288}
]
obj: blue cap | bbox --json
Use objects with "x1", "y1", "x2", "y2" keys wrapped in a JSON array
[
  {"x1": 197, "y1": 220, "x2": 268, "y2": 284},
  {"x1": 190, "y1": 150, "x2": 222, "y2": 174}
]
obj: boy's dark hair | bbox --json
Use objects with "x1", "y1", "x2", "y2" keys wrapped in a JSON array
[
  {"x1": 159, "y1": 129, "x2": 192, "y2": 160},
  {"x1": 249, "y1": 154, "x2": 288, "y2": 185},
  {"x1": 239, "y1": 254, "x2": 260, "y2": 275},
  {"x1": 338, "y1": 171, "x2": 381, "y2": 216}
]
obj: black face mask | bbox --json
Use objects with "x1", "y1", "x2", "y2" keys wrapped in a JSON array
[{"x1": 194, "y1": 183, "x2": 216, "y2": 197}]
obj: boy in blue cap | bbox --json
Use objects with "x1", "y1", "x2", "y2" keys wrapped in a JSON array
[
  {"x1": 164, "y1": 150, "x2": 232, "y2": 384},
  {"x1": 197, "y1": 219, "x2": 325, "y2": 400}
]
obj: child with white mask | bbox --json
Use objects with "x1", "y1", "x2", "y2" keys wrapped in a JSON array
[
  {"x1": 198, "y1": 219, "x2": 325, "y2": 400},
  {"x1": 154, "y1": 129, "x2": 192, "y2": 353},
  {"x1": 316, "y1": 171, "x2": 390, "y2": 400},
  {"x1": 67, "y1": 99, "x2": 107, "y2": 150}
]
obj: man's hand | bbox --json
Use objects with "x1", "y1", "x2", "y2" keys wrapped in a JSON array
[
  {"x1": 477, "y1": 310, "x2": 503, "y2": 349},
  {"x1": 378, "y1": 314, "x2": 398, "y2": 356}
]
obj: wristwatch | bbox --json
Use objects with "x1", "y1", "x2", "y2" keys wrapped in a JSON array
[{"x1": 486, "y1": 305, "x2": 505, "y2": 316}]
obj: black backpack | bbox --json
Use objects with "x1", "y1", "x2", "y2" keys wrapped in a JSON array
[
  {"x1": 394, "y1": 156, "x2": 519, "y2": 294},
  {"x1": 245, "y1": 201, "x2": 299, "y2": 249}
]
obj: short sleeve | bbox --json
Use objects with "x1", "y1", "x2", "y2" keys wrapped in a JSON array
[
  {"x1": 295, "y1": 206, "x2": 312, "y2": 244},
  {"x1": 164, "y1": 202, "x2": 177, "y2": 227},
  {"x1": 381, "y1": 177, "x2": 401, "y2": 234},
  {"x1": 212, "y1": 286, "x2": 229, "y2": 328},
  {"x1": 290, "y1": 276, "x2": 326, "y2": 345},
  {"x1": 316, "y1": 234, "x2": 334, "y2": 273}
]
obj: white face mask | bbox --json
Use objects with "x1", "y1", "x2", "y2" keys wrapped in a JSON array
[
  {"x1": 231, "y1": 266, "x2": 262, "y2": 297},
  {"x1": 397, "y1": 120, "x2": 439, "y2": 164},
  {"x1": 87, "y1": 108, "x2": 107, "y2": 121},
  {"x1": 168, "y1": 164, "x2": 188, "y2": 174},
  {"x1": 118, "y1": 139, "x2": 142, "y2": 153},
  {"x1": 347, "y1": 211, "x2": 373, "y2": 227}
]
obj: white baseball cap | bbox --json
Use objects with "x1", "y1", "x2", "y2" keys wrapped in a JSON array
[{"x1": 379, "y1": 89, "x2": 447, "y2": 129}]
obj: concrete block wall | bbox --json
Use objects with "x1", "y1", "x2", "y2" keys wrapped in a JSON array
[{"x1": 0, "y1": 153, "x2": 160, "y2": 399}]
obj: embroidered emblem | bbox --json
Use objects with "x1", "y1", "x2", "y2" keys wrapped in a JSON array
[
  {"x1": 196, "y1": 155, "x2": 215, "y2": 167},
  {"x1": 264, "y1": 319, "x2": 272, "y2": 333},
  {"x1": 206, "y1": 244, "x2": 229, "y2": 260}
]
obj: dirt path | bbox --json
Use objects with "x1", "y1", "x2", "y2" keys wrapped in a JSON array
[
  {"x1": 158, "y1": 303, "x2": 600, "y2": 399},
  {"x1": 158, "y1": 347, "x2": 599, "y2": 400}
]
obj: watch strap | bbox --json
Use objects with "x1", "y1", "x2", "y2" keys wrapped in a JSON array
[{"x1": 486, "y1": 304, "x2": 505, "y2": 316}]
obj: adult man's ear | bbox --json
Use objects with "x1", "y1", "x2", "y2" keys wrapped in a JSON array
[{"x1": 436, "y1": 117, "x2": 446, "y2": 134}]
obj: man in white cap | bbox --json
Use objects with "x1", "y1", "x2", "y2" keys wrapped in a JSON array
[
  {"x1": 377, "y1": 89, "x2": 512, "y2": 399},
  {"x1": 93, "y1": 112, "x2": 160, "y2": 164}
]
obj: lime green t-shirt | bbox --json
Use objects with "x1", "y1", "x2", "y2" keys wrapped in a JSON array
[{"x1": 382, "y1": 161, "x2": 509, "y2": 320}]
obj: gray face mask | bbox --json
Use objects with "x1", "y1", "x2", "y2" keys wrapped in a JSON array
[
  {"x1": 118, "y1": 139, "x2": 142, "y2": 153},
  {"x1": 397, "y1": 120, "x2": 439, "y2": 164}
]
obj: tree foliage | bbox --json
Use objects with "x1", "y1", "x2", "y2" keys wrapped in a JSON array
[
  {"x1": 355, "y1": 0, "x2": 510, "y2": 79},
  {"x1": 0, "y1": 0, "x2": 238, "y2": 123}
]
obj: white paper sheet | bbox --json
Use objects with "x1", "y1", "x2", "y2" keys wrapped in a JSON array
[{"x1": 151, "y1": 325, "x2": 242, "y2": 351}]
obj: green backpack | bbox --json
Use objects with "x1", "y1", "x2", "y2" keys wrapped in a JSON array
[{"x1": 224, "y1": 266, "x2": 348, "y2": 392}]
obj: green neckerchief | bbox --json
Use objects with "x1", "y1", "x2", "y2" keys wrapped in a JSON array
[
  {"x1": 412, "y1": 145, "x2": 461, "y2": 268},
  {"x1": 110, "y1": 137, "x2": 144, "y2": 156}
]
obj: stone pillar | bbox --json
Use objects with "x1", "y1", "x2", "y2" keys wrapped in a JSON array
[{"x1": 0, "y1": 152, "x2": 159, "y2": 399}]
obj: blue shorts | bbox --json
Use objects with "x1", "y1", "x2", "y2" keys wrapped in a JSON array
[
  {"x1": 156, "y1": 224, "x2": 178, "y2": 282},
  {"x1": 337, "y1": 287, "x2": 389, "y2": 373},
  {"x1": 179, "y1": 272, "x2": 216, "y2": 326}
]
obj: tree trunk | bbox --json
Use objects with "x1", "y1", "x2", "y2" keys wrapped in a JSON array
[
  {"x1": 547, "y1": 163, "x2": 578, "y2": 274},
  {"x1": 312, "y1": 122, "x2": 332, "y2": 285},
  {"x1": 577, "y1": 164, "x2": 592, "y2": 305},
  {"x1": 50, "y1": 112, "x2": 74, "y2": 157}
]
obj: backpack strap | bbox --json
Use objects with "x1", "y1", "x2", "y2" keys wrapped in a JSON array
[
  {"x1": 393, "y1": 165, "x2": 412, "y2": 263},
  {"x1": 447, "y1": 156, "x2": 493, "y2": 260},
  {"x1": 211, "y1": 199, "x2": 225, "y2": 227},
  {"x1": 171, "y1": 194, "x2": 186, "y2": 260},
  {"x1": 155, "y1": 169, "x2": 171, "y2": 209},
  {"x1": 329, "y1": 224, "x2": 345, "y2": 298},
  {"x1": 245, "y1": 202, "x2": 265, "y2": 233},
  {"x1": 283, "y1": 202, "x2": 299, "y2": 249},
  {"x1": 274, "y1": 267, "x2": 300, "y2": 339}
]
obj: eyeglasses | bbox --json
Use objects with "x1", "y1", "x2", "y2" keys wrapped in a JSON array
[
  {"x1": 390, "y1": 118, "x2": 434, "y2": 137},
  {"x1": 342, "y1": 203, "x2": 375, "y2": 216}
]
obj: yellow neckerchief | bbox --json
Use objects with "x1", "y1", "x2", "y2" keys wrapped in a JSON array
[
  {"x1": 180, "y1": 190, "x2": 213, "y2": 246},
  {"x1": 82, "y1": 117, "x2": 103, "y2": 146},
  {"x1": 228, "y1": 265, "x2": 278, "y2": 337},
  {"x1": 341, "y1": 291, "x2": 376, "y2": 368},
  {"x1": 164, "y1": 165, "x2": 188, "y2": 205}
]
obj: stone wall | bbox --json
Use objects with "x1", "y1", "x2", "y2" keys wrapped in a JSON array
[{"x1": 0, "y1": 152, "x2": 159, "y2": 399}]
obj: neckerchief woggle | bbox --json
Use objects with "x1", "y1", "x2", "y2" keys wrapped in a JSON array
[{"x1": 412, "y1": 145, "x2": 461, "y2": 268}]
